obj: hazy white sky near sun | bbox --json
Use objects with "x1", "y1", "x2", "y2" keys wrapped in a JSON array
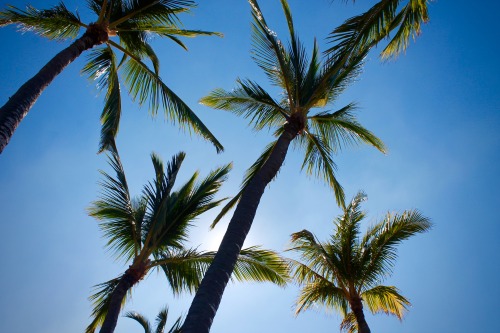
[{"x1": 0, "y1": 1, "x2": 499, "y2": 332}]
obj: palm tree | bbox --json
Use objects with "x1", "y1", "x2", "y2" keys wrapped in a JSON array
[
  {"x1": 87, "y1": 143, "x2": 289, "y2": 333},
  {"x1": 182, "y1": 1, "x2": 386, "y2": 332},
  {"x1": 125, "y1": 306, "x2": 182, "y2": 333},
  {"x1": 286, "y1": 192, "x2": 432, "y2": 333},
  {"x1": 0, "y1": 0, "x2": 223, "y2": 153},
  {"x1": 327, "y1": 0, "x2": 431, "y2": 60}
]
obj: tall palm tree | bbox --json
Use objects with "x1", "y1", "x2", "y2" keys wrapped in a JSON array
[
  {"x1": 327, "y1": 0, "x2": 431, "y2": 60},
  {"x1": 87, "y1": 144, "x2": 289, "y2": 333},
  {"x1": 287, "y1": 192, "x2": 432, "y2": 333},
  {"x1": 125, "y1": 306, "x2": 182, "y2": 333},
  {"x1": 182, "y1": 1, "x2": 386, "y2": 332},
  {"x1": 0, "y1": 0, "x2": 223, "y2": 153}
]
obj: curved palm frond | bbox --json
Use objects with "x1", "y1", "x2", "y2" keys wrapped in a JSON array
[
  {"x1": 88, "y1": 146, "x2": 138, "y2": 262},
  {"x1": 0, "y1": 2, "x2": 83, "y2": 40},
  {"x1": 359, "y1": 210, "x2": 432, "y2": 286},
  {"x1": 124, "y1": 311, "x2": 153, "y2": 333},
  {"x1": 361, "y1": 285, "x2": 410, "y2": 319},
  {"x1": 300, "y1": 130, "x2": 345, "y2": 207},
  {"x1": 154, "y1": 246, "x2": 288, "y2": 295},
  {"x1": 110, "y1": 40, "x2": 223, "y2": 152},
  {"x1": 327, "y1": 0, "x2": 430, "y2": 60},
  {"x1": 108, "y1": 0, "x2": 195, "y2": 29},
  {"x1": 340, "y1": 312, "x2": 358, "y2": 333},
  {"x1": 249, "y1": 0, "x2": 294, "y2": 95},
  {"x1": 308, "y1": 103, "x2": 386, "y2": 154},
  {"x1": 155, "y1": 307, "x2": 169, "y2": 333},
  {"x1": 86, "y1": 276, "x2": 130, "y2": 333},
  {"x1": 289, "y1": 230, "x2": 343, "y2": 284},
  {"x1": 82, "y1": 45, "x2": 123, "y2": 152},
  {"x1": 295, "y1": 278, "x2": 349, "y2": 315},
  {"x1": 233, "y1": 246, "x2": 289, "y2": 286},
  {"x1": 200, "y1": 79, "x2": 288, "y2": 130}
]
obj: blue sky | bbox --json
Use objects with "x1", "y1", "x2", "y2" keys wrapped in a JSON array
[{"x1": 0, "y1": 0, "x2": 499, "y2": 332}]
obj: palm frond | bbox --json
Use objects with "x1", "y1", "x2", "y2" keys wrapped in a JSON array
[
  {"x1": 155, "y1": 307, "x2": 169, "y2": 333},
  {"x1": 327, "y1": 0, "x2": 430, "y2": 60},
  {"x1": 82, "y1": 45, "x2": 123, "y2": 152},
  {"x1": 0, "y1": 2, "x2": 83, "y2": 40},
  {"x1": 295, "y1": 277, "x2": 348, "y2": 315},
  {"x1": 111, "y1": 40, "x2": 223, "y2": 152},
  {"x1": 124, "y1": 311, "x2": 153, "y2": 333},
  {"x1": 362, "y1": 285, "x2": 410, "y2": 319},
  {"x1": 249, "y1": 0, "x2": 294, "y2": 94},
  {"x1": 86, "y1": 276, "x2": 129, "y2": 333},
  {"x1": 211, "y1": 139, "x2": 279, "y2": 228},
  {"x1": 88, "y1": 146, "x2": 139, "y2": 262},
  {"x1": 109, "y1": 0, "x2": 195, "y2": 29},
  {"x1": 233, "y1": 246, "x2": 289, "y2": 286},
  {"x1": 200, "y1": 79, "x2": 288, "y2": 131},
  {"x1": 154, "y1": 248, "x2": 219, "y2": 294},
  {"x1": 288, "y1": 230, "x2": 343, "y2": 284},
  {"x1": 340, "y1": 312, "x2": 358, "y2": 333},
  {"x1": 380, "y1": 0, "x2": 430, "y2": 58},
  {"x1": 299, "y1": 131, "x2": 345, "y2": 207},
  {"x1": 360, "y1": 210, "x2": 431, "y2": 286},
  {"x1": 166, "y1": 315, "x2": 183, "y2": 333},
  {"x1": 308, "y1": 103, "x2": 386, "y2": 154}
]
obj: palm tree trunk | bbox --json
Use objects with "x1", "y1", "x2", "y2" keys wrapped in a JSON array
[
  {"x1": 0, "y1": 23, "x2": 108, "y2": 154},
  {"x1": 182, "y1": 124, "x2": 298, "y2": 333},
  {"x1": 99, "y1": 263, "x2": 147, "y2": 333},
  {"x1": 350, "y1": 297, "x2": 371, "y2": 333}
]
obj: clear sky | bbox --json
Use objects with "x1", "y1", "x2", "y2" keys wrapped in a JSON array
[{"x1": 0, "y1": 0, "x2": 499, "y2": 332}]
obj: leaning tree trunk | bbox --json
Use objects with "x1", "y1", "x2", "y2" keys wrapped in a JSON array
[
  {"x1": 181, "y1": 122, "x2": 299, "y2": 333},
  {"x1": 0, "y1": 23, "x2": 108, "y2": 154},
  {"x1": 99, "y1": 262, "x2": 148, "y2": 333},
  {"x1": 350, "y1": 296, "x2": 371, "y2": 333}
]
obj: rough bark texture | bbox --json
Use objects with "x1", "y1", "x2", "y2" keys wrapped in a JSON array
[
  {"x1": 99, "y1": 262, "x2": 148, "y2": 333},
  {"x1": 350, "y1": 296, "x2": 371, "y2": 333},
  {"x1": 0, "y1": 23, "x2": 108, "y2": 154},
  {"x1": 181, "y1": 122, "x2": 300, "y2": 333}
]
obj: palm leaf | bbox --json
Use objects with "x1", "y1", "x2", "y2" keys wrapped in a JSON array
[
  {"x1": 86, "y1": 276, "x2": 130, "y2": 333},
  {"x1": 0, "y1": 2, "x2": 83, "y2": 40},
  {"x1": 340, "y1": 312, "x2": 358, "y2": 333},
  {"x1": 249, "y1": 0, "x2": 294, "y2": 94},
  {"x1": 362, "y1": 285, "x2": 410, "y2": 319},
  {"x1": 111, "y1": 40, "x2": 223, "y2": 152},
  {"x1": 124, "y1": 311, "x2": 153, "y2": 333},
  {"x1": 88, "y1": 146, "x2": 139, "y2": 262},
  {"x1": 360, "y1": 210, "x2": 431, "y2": 286},
  {"x1": 327, "y1": 0, "x2": 430, "y2": 59},
  {"x1": 295, "y1": 278, "x2": 348, "y2": 315},
  {"x1": 300, "y1": 131, "x2": 345, "y2": 207},
  {"x1": 308, "y1": 105, "x2": 386, "y2": 154},
  {"x1": 200, "y1": 79, "x2": 288, "y2": 131},
  {"x1": 109, "y1": 0, "x2": 195, "y2": 29}
]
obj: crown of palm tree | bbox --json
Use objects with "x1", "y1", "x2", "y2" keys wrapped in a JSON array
[
  {"x1": 287, "y1": 191, "x2": 432, "y2": 333},
  {"x1": 202, "y1": 0, "x2": 386, "y2": 226},
  {"x1": 0, "y1": 0, "x2": 223, "y2": 152},
  {"x1": 327, "y1": 0, "x2": 431, "y2": 60},
  {"x1": 86, "y1": 143, "x2": 289, "y2": 333}
]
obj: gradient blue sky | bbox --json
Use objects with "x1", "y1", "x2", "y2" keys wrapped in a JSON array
[{"x1": 0, "y1": 1, "x2": 499, "y2": 332}]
